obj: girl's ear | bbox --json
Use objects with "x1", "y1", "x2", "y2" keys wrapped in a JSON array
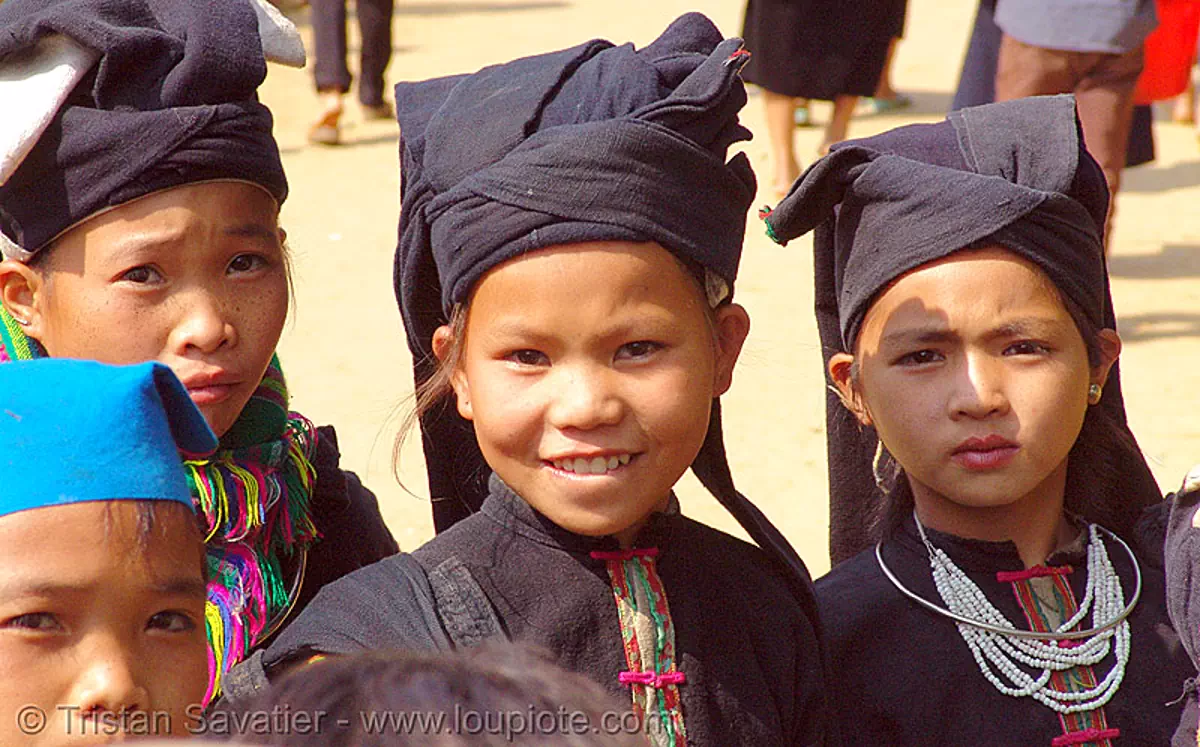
[
  {"x1": 828, "y1": 352, "x2": 872, "y2": 426},
  {"x1": 712, "y1": 303, "x2": 750, "y2": 397},
  {"x1": 432, "y1": 324, "x2": 472, "y2": 420},
  {"x1": 0, "y1": 259, "x2": 47, "y2": 340},
  {"x1": 1091, "y1": 328, "x2": 1122, "y2": 391}
]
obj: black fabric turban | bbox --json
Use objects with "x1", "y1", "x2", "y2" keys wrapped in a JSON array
[
  {"x1": 394, "y1": 13, "x2": 820, "y2": 616},
  {"x1": 0, "y1": 0, "x2": 288, "y2": 255},
  {"x1": 763, "y1": 95, "x2": 1161, "y2": 565}
]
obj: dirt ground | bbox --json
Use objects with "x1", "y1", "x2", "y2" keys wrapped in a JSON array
[{"x1": 265, "y1": 0, "x2": 1200, "y2": 576}]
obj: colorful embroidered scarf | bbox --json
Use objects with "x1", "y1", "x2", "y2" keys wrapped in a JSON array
[{"x1": 0, "y1": 306, "x2": 319, "y2": 702}]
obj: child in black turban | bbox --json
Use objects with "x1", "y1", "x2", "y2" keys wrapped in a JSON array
[
  {"x1": 763, "y1": 94, "x2": 1189, "y2": 745},
  {"x1": 226, "y1": 13, "x2": 833, "y2": 746}
]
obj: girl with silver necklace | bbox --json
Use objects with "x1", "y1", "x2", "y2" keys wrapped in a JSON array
[{"x1": 762, "y1": 95, "x2": 1192, "y2": 746}]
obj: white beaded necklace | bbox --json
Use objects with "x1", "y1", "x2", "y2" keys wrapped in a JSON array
[{"x1": 875, "y1": 517, "x2": 1141, "y2": 715}]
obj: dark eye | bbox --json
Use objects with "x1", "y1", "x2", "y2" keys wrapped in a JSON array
[
  {"x1": 506, "y1": 349, "x2": 549, "y2": 366},
  {"x1": 616, "y1": 341, "x2": 664, "y2": 361},
  {"x1": 895, "y1": 349, "x2": 943, "y2": 366},
  {"x1": 119, "y1": 265, "x2": 163, "y2": 284},
  {"x1": 147, "y1": 611, "x2": 196, "y2": 634},
  {"x1": 1004, "y1": 341, "x2": 1051, "y2": 356},
  {"x1": 227, "y1": 254, "x2": 267, "y2": 274},
  {"x1": 3, "y1": 612, "x2": 63, "y2": 632}
]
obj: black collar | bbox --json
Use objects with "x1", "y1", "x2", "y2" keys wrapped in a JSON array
[{"x1": 479, "y1": 473, "x2": 679, "y2": 556}]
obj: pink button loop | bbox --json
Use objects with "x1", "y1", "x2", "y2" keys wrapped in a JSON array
[
  {"x1": 590, "y1": 548, "x2": 659, "y2": 561},
  {"x1": 724, "y1": 48, "x2": 751, "y2": 64},
  {"x1": 1050, "y1": 727, "x2": 1120, "y2": 746},
  {"x1": 996, "y1": 565, "x2": 1074, "y2": 584},
  {"x1": 619, "y1": 670, "x2": 687, "y2": 689}
]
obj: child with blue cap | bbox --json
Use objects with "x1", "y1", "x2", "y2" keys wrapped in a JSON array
[
  {"x1": 0, "y1": 0, "x2": 399, "y2": 699},
  {"x1": 0, "y1": 358, "x2": 216, "y2": 742}
]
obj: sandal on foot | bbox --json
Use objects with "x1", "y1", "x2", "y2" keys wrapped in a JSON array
[
  {"x1": 307, "y1": 109, "x2": 341, "y2": 145},
  {"x1": 865, "y1": 94, "x2": 912, "y2": 115}
]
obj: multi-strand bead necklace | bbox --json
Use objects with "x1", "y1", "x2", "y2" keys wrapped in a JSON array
[{"x1": 876, "y1": 517, "x2": 1142, "y2": 714}]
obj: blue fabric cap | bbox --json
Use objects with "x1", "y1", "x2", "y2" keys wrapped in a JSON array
[{"x1": 0, "y1": 359, "x2": 216, "y2": 518}]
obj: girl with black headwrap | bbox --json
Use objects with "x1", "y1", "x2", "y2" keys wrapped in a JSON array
[
  {"x1": 762, "y1": 95, "x2": 1191, "y2": 745},
  {"x1": 224, "y1": 13, "x2": 832, "y2": 746},
  {"x1": 0, "y1": 0, "x2": 398, "y2": 701}
]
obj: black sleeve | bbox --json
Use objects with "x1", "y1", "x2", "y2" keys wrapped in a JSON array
[
  {"x1": 794, "y1": 600, "x2": 838, "y2": 747},
  {"x1": 1167, "y1": 486, "x2": 1200, "y2": 669},
  {"x1": 1132, "y1": 497, "x2": 1170, "y2": 570},
  {"x1": 220, "y1": 552, "x2": 452, "y2": 706},
  {"x1": 267, "y1": 552, "x2": 452, "y2": 665},
  {"x1": 293, "y1": 425, "x2": 400, "y2": 615}
]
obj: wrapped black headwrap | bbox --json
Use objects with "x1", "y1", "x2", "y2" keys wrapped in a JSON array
[
  {"x1": 0, "y1": 0, "x2": 289, "y2": 256},
  {"x1": 395, "y1": 14, "x2": 819, "y2": 614},
  {"x1": 763, "y1": 95, "x2": 1161, "y2": 565}
]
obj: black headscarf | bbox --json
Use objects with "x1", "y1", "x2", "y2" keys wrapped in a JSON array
[
  {"x1": 0, "y1": 0, "x2": 289, "y2": 256},
  {"x1": 763, "y1": 95, "x2": 1161, "y2": 565},
  {"x1": 394, "y1": 13, "x2": 820, "y2": 616}
]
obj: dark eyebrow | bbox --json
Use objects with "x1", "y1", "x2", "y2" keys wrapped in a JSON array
[
  {"x1": 151, "y1": 578, "x2": 208, "y2": 598},
  {"x1": 486, "y1": 321, "x2": 551, "y2": 341},
  {"x1": 984, "y1": 318, "x2": 1062, "y2": 340},
  {"x1": 0, "y1": 577, "x2": 206, "y2": 599},
  {"x1": 880, "y1": 317, "x2": 1065, "y2": 348},
  {"x1": 224, "y1": 223, "x2": 280, "y2": 244},
  {"x1": 880, "y1": 327, "x2": 957, "y2": 347}
]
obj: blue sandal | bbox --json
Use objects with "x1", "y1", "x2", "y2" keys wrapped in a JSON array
[{"x1": 864, "y1": 94, "x2": 912, "y2": 115}]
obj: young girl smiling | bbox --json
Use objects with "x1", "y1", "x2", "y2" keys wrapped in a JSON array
[
  {"x1": 232, "y1": 14, "x2": 832, "y2": 745},
  {"x1": 763, "y1": 95, "x2": 1191, "y2": 745},
  {"x1": 0, "y1": 0, "x2": 397, "y2": 699}
]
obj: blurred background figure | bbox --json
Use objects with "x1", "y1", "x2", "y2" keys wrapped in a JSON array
[
  {"x1": 308, "y1": 0, "x2": 396, "y2": 145},
  {"x1": 991, "y1": 0, "x2": 1158, "y2": 241},
  {"x1": 952, "y1": 0, "x2": 1158, "y2": 169},
  {"x1": 741, "y1": 0, "x2": 908, "y2": 198},
  {"x1": 867, "y1": 35, "x2": 911, "y2": 112}
]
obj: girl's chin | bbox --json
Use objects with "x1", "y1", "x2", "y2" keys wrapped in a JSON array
[{"x1": 198, "y1": 399, "x2": 252, "y2": 441}]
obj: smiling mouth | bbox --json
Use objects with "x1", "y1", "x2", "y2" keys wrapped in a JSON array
[{"x1": 549, "y1": 454, "x2": 633, "y2": 475}]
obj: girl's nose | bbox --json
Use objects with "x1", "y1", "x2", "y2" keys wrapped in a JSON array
[
  {"x1": 546, "y1": 365, "x2": 624, "y2": 431},
  {"x1": 168, "y1": 292, "x2": 236, "y2": 355},
  {"x1": 950, "y1": 354, "x2": 1010, "y2": 420}
]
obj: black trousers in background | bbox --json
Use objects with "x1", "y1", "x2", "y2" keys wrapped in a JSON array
[{"x1": 310, "y1": 0, "x2": 394, "y2": 106}]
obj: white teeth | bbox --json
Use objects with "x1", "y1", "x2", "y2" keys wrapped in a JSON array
[{"x1": 552, "y1": 454, "x2": 633, "y2": 474}]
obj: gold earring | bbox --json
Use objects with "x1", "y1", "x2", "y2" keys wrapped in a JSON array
[{"x1": 1088, "y1": 383, "x2": 1102, "y2": 404}]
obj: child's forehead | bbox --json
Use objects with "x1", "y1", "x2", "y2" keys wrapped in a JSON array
[
  {"x1": 885, "y1": 246, "x2": 1057, "y2": 295},
  {"x1": 51, "y1": 180, "x2": 280, "y2": 257},
  {"x1": 860, "y1": 247, "x2": 1070, "y2": 337},
  {"x1": 474, "y1": 240, "x2": 704, "y2": 297},
  {"x1": 0, "y1": 502, "x2": 203, "y2": 585}
]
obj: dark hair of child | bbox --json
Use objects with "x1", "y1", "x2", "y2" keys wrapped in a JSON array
[{"x1": 232, "y1": 646, "x2": 646, "y2": 747}]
